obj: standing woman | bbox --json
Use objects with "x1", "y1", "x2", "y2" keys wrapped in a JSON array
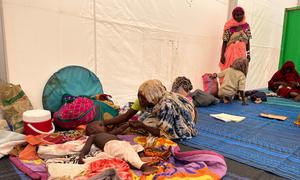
[{"x1": 220, "y1": 7, "x2": 252, "y2": 73}]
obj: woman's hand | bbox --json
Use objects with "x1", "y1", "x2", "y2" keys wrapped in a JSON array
[
  {"x1": 129, "y1": 121, "x2": 145, "y2": 130},
  {"x1": 288, "y1": 81, "x2": 300, "y2": 88},
  {"x1": 274, "y1": 81, "x2": 287, "y2": 87}
]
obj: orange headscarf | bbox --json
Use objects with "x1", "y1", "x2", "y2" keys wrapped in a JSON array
[{"x1": 224, "y1": 7, "x2": 246, "y2": 30}]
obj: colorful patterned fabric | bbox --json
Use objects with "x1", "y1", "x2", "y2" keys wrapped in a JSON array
[
  {"x1": 79, "y1": 158, "x2": 132, "y2": 180},
  {"x1": 152, "y1": 92, "x2": 197, "y2": 140},
  {"x1": 9, "y1": 156, "x2": 48, "y2": 180},
  {"x1": 27, "y1": 129, "x2": 85, "y2": 145},
  {"x1": 118, "y1": 135, "x2": 227, "y2": 180},
  {"x1": 53, "y1": 97, "x2": 96, "y2": 130}
]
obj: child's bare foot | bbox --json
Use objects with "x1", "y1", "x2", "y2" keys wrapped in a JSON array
[{"x1": 140, "y1": 164, "x2": 157, "y2": 175}]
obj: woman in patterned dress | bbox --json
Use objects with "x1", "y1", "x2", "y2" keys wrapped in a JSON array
[{"x1": 220, "y1": 7, "x2": 252, "y2": 73}]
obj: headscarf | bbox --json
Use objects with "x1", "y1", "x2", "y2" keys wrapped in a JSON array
[
  {"x1": 230, "y1": 58, "x2": 249, "y2": 76},
  {"x1": 138, "y1": 79, "x2": 166, "y2": 105},
  {"x1": 224, "y1": 6, "x2": 246, "y2": 30},
  {"x1": 232, "y1": 6, "x2": 245, "y2": 17},
  {"x1": 279, "y1": 61, "x2": 299, "y2": 75},
  {"x1": 171, "y1": 76, "x2": 193, "y2": 93}
]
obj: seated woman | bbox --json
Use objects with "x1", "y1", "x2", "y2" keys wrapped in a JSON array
[
  {"x1": 212, "y1": 58, "x2": 248, "y2": 105},
  {"x1": 102, "y1": 79, "x2": 198, "y2": 140},
  {"x1": 268, "y1": 61, "x2": 300, "y2": 101}
]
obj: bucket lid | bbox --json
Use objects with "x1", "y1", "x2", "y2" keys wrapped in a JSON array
[{"x1": 23, "y1": 109, "x2": 51, "y2": 123}]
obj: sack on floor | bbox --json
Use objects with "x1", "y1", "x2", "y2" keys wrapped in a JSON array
[
  {"x1": 53, "y1": 97, "x2": 96, "y2": 129},
  {"x1": 190, "y1": 89, "x2": 219, "y2": 107},
  {"x1": 0, "y1": 83, "x2": 33, "y2": 133},
  {"x1": 202, "y1": 73, "x2": 218, "y2": 96}
]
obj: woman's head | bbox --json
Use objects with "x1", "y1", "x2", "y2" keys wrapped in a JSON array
[
  {"x1": 280, "y1": 61, "x2": 296, "y2": 74},
  {"x1": 138, "y1": 79, "x2": 166, "y2": 107},
  {"x1": 171, "y1": 76, "x2": 193, "y2": 95},
  {"x1": 231, "y1": 58, "x2": 249, "y2": 76},
  {"x1": 232, "y1": 6, "x2": 245, "y2": 22}
]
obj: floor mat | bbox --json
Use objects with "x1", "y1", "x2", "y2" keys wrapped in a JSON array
[
  {"x1": 179, "y1": 102, "x2": 300, "y2": 180},
  {"x1": 178, "y1": 143, "x2": 283, "y2": 180},
  {"x1": 260, "y1": 88, "x2": 300, "y2": 108}
]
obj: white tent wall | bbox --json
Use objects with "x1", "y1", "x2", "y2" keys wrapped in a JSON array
[
  {"x1": 2, "y1": 0, "x2": 297, "y2": 108},
  {"x1": 2, "y1": 0, "x2": 228, "y2": 107},
  {"x1": 95, "y1": 0, "x2": 228, "y2": 104},
  {"x1": 3, "y1": 0, "x2": 96, "y2": 108},
  {"x1": 238, "y1": 0, "x2": 298, "y2": 90}
]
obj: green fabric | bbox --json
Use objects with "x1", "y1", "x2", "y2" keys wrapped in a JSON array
[
  {"x1": 279, "y1": 7, "x2": 300, "y2": 72},
  {"x1": 131, "y1": 99, "x2": 144, "y2": 111},
  {"x1": 93, "y1": 100, "x2": 119, "y2": 121}
]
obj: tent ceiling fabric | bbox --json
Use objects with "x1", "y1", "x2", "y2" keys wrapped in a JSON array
[{"x1": 2, "y1": 0, "x2": 297, "y2": 108}]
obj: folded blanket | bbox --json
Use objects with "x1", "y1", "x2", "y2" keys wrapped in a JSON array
[
  {"x1": 0, "y1": 130, "x2": 25, "y2": 159},
  {"x1": 9, "y1": 156, "x2": 48, "y2": 180}
]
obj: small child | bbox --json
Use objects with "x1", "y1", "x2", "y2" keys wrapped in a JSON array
[
  {"x1": 171, "y1": 76, "x2": 193, "y2": 101},
  {"x1": 79, "y1": 122, "x2": 157, "y2": 175},
  {"x1": 172, "y1": 76, "x2": 219, "y2": 107},
  {"x1": 212, "y1": 58, "x2": 249, "y2": 105}
]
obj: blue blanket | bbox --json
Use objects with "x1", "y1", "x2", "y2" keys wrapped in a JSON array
[{"x1": 180, "y1": 101, "x2": 300, "y2": 179}]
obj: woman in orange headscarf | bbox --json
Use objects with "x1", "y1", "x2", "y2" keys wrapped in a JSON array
[{"x1": 220, "y1": 7, "x2": 252, "y2": 72}]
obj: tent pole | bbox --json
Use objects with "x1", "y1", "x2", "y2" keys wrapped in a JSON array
[{"x1": 0, "y1": 0, "x2": 7, "y2": 83}]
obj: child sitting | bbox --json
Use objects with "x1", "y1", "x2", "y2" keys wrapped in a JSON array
[
  {"x1": 171, "y1": 76, "x2": 193, "y2": 101},
  {"x1": 171, "y1": 76, "x2": 219, "y2": 107},
  {"x1": 212, "y1": 58, "x2": 249, "y2": 105},
  {"x1": 79, "y1": 121, "x2": 157, "y2": 175}
]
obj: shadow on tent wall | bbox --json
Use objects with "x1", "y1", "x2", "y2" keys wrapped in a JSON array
[{"x1": 0, "y1": 0, "x2": 7, "y2": 83}]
